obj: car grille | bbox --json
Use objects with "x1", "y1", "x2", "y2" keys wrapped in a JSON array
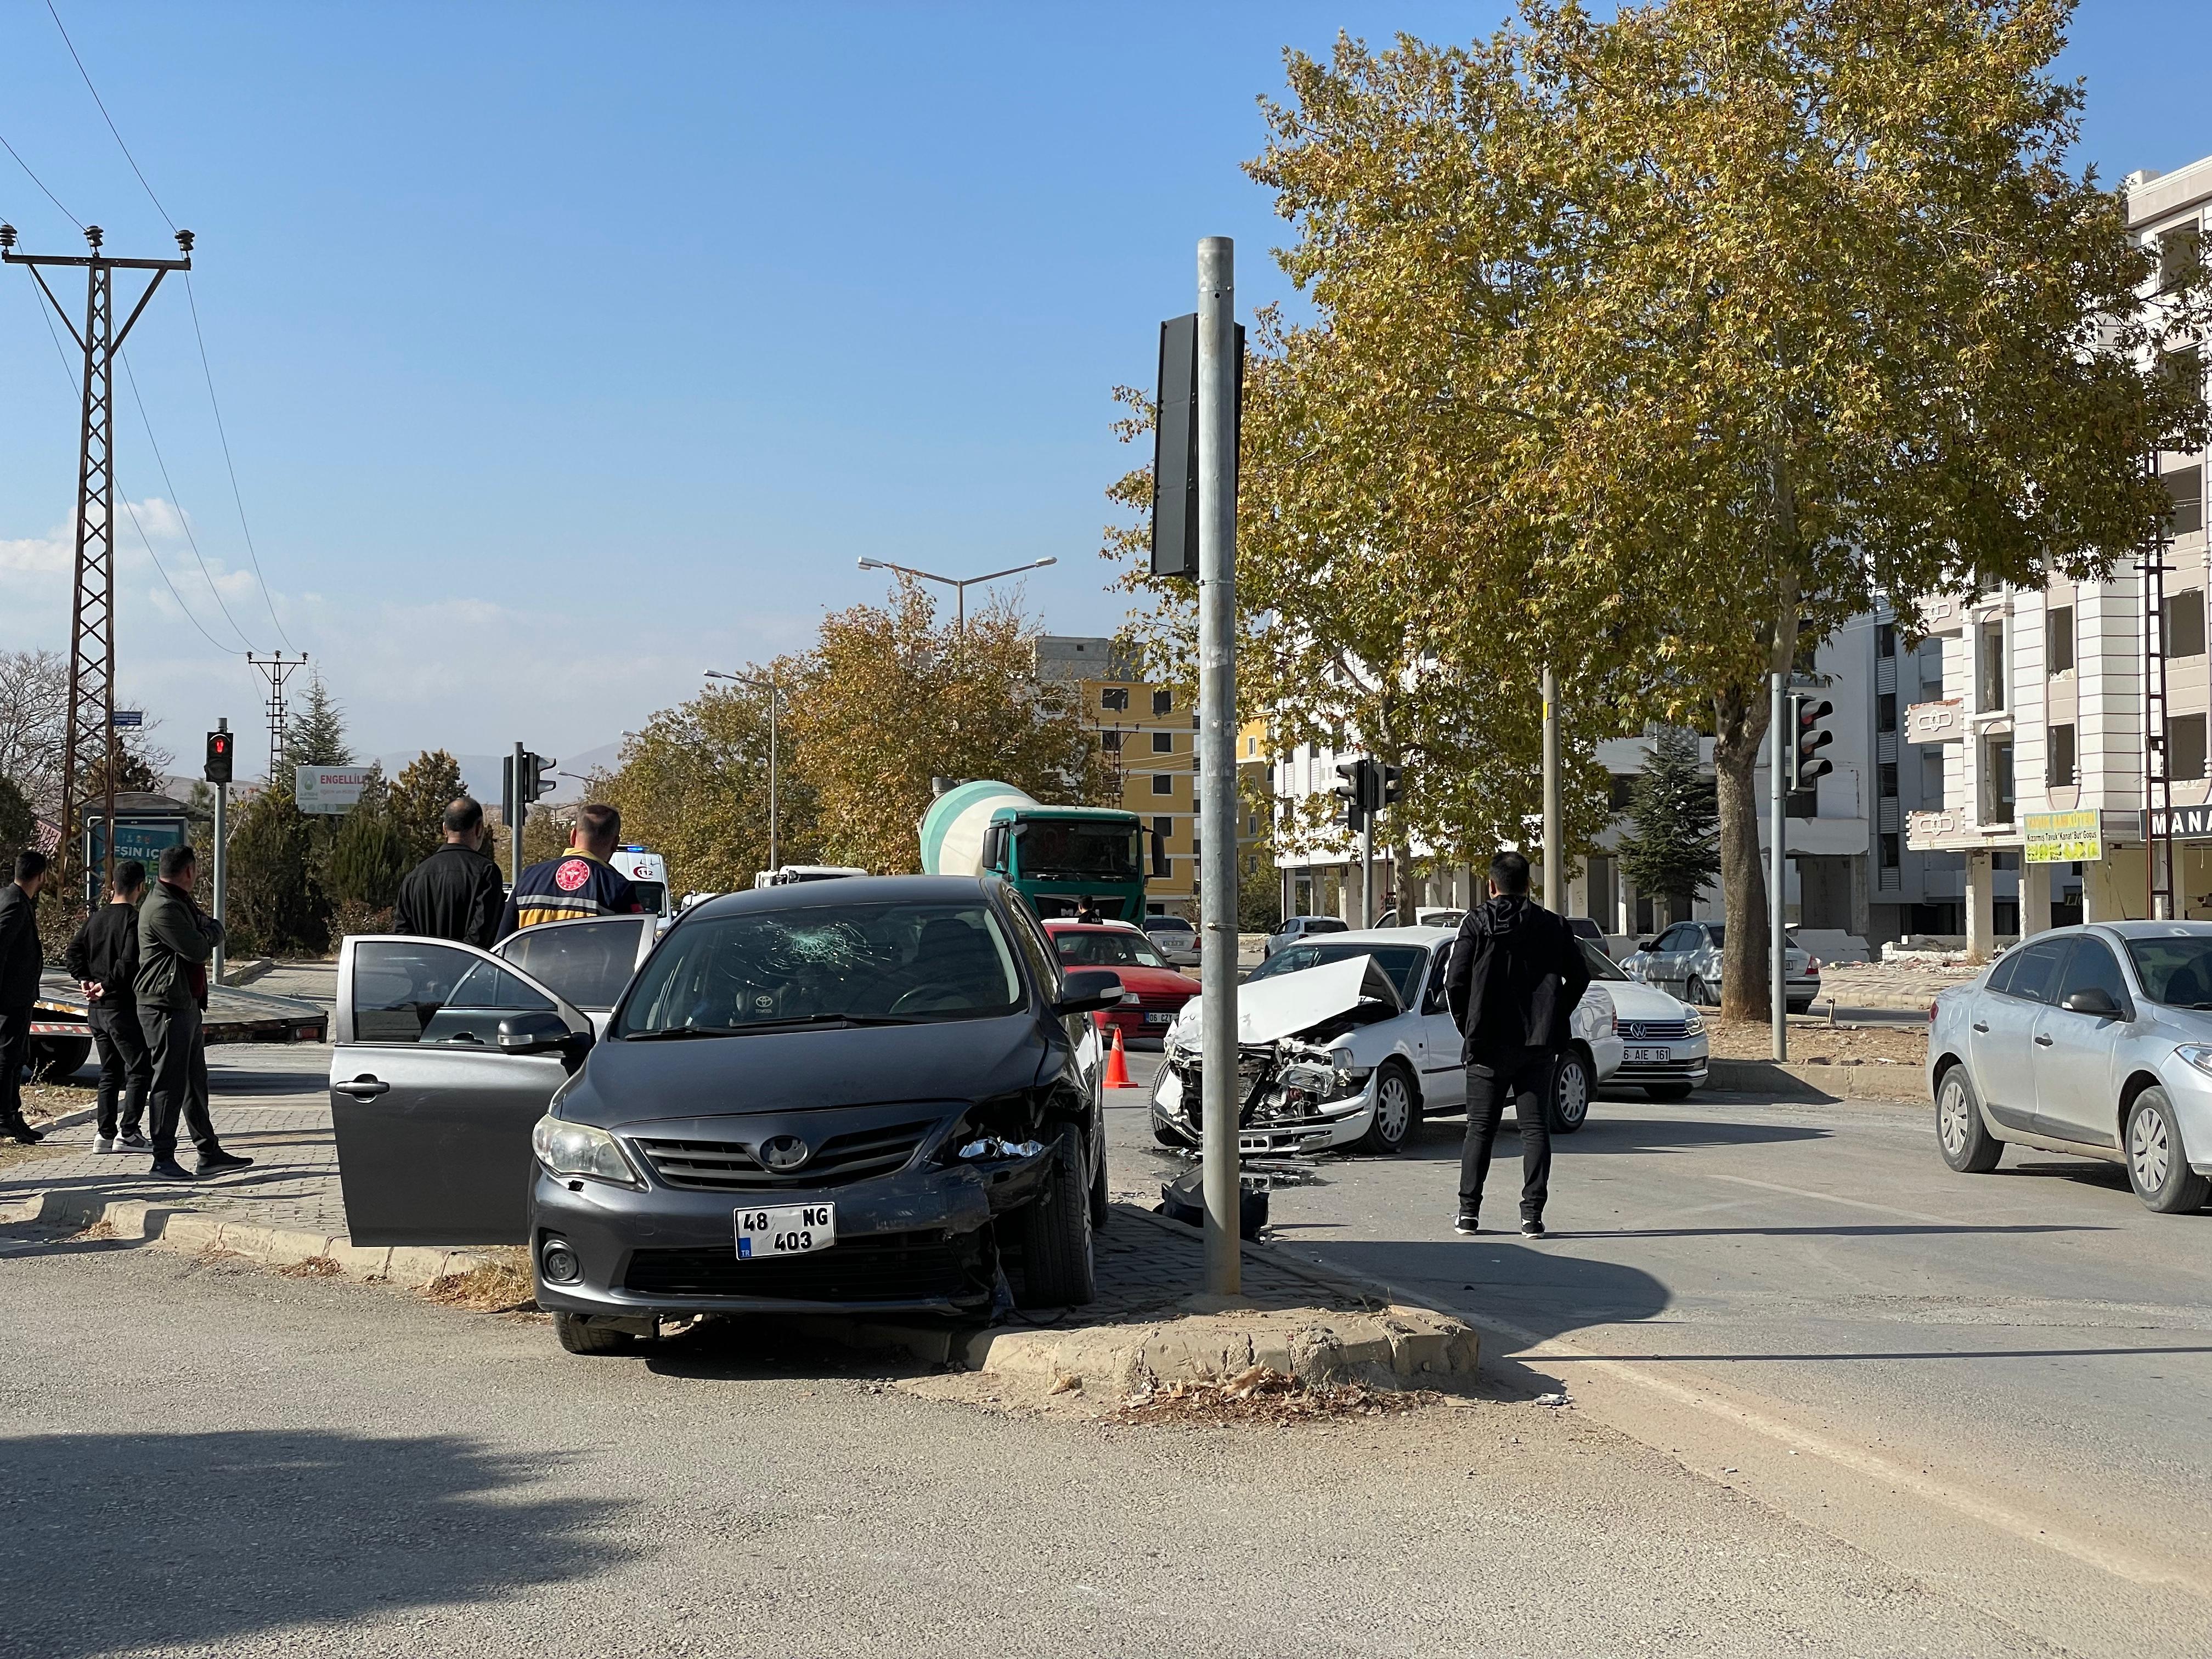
[
  {"x1": 629, "y1": 1119, "x2": 935, "y2": 1191},
  {"x1": 621, "y1": 1231, "x2": 985, "y2": 1302},
  {"x1": 1617, "y1": 1019, "x2": 1692, "y2": 1041}
]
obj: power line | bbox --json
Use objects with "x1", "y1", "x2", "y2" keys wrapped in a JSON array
[
  {"x1": 44, "y1": 0, "x2": 174, "y2": 231},
  {"x1": 119, "y1": 349, "x2": 259, "y2": 651},
  {"x1": 0, "y1": 129, "x2": 83, "y2": 228},
  {"x1": 184, "y1": 275, "x2": 291, "y2": 646}
]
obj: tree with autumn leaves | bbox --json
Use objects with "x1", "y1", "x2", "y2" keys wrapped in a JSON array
[{"x1": 1110, "y1": 0, "x2": 2205, "y2": 1018}]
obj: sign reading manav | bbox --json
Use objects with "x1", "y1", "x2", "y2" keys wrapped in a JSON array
[
  {"x1": 2024, "y1": 809, "x2": 2105, "y2": 864},
  {"x1": 295, "y1": 766, "x2": 372, "y2": 815},
  {"x1": 1904, "y1": 699, "x2": 1966, "y2": 743},
  {"x1": 2142, "y1": 804, "x2": 2212, "y2": 842}
]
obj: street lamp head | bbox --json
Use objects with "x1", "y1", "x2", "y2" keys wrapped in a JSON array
[
  {"x1": 857, "y1": 558, "x2": 885, "y2": 571},
  {"x1": 1034, "y1": 556, "x2": 1058, "y2": 569}
]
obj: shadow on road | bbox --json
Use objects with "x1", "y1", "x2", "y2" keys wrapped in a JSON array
[
  {"x1": 1, "y1": 1430, "x2": 633, "y2": 1658},
  {"x1": 1392, "y1": 1112, "x2": 1830, "y2": 1167}
]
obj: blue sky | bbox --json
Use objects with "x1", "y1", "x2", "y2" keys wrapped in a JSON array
[{"x1": 0, "y1": 2, "x2": 2205, "y2": 777}]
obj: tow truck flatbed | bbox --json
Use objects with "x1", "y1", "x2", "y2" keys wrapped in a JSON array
[{"x1": 26, "y1": 967, "x2": 329, "y2": 1079}]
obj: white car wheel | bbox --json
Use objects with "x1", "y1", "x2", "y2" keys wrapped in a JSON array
[
  {"x1": 1357, "y1": 1063, "x2": 1415, "y2": 1154},
  {"x1": 1545, "y1": 1052, "x2": 1592, "y2": 1135},
  {"x1": 2126, "y1": 1090, "x2": 2211, "y2": 1214}
]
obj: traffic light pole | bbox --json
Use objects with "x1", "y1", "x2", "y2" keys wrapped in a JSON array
[
  {"x1": 510, "y1": 741, "x2": 527, "y2": 885},
  {"x1": 212, "y1": 718, "x2": 229, "y2": 986},
  {"x1": 1542, "y1": 667, "x2": 1562, "y2": 913},
  {"x1": 1770, "y1": 671, "x2": 1787, "y2": 1062}
]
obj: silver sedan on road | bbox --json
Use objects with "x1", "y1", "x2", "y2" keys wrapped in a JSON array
[{"x1": 1928, "y1": 921, "x2": 2212, "y2": 1213}]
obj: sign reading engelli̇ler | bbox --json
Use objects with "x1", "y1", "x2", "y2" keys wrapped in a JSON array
[{"x1": 294, "y1": 766, "x2": 370, "y2": 815}]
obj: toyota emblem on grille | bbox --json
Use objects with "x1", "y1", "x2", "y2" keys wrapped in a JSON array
[{"x1": 758, "y1": 1134, "x2": 810, "y2": 1172}]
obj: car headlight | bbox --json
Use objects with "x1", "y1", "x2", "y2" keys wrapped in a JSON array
[
  {"x1": 2174, "y1": 1045, "x2": 2212, "y2": 1079},
  {"x1": 531, "y1": 1115, "x2": 643, "y2": 1187},
  {"x1": 1679, "y1": 1007, "x2": 1706, "y2": 1035}
]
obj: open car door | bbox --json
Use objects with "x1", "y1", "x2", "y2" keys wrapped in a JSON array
[
  {"x1": 492, "y1": 913, "x2": 654, "y2": 1038},
  {"x1": 330, "y1": 935, "x2": 592, "y2": 1248}
]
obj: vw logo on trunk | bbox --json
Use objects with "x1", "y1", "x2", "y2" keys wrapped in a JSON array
[{"x1": 758, "y1": 1134, "x2": 810, "y2": 1172}]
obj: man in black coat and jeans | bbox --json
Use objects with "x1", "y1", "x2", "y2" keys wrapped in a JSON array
[
  {"x1": 393, "y1": 797, "x2": 505, "y2": 949},
  {"x1": 64, "y1": 859, "x2": 154, "y2": 1151},
  {"x1": 1442, "y1": 851, "x2": 1591, "y2": 1238},
  {"x1": 0, "y1": 849, "x2": 52, "y2": 1145}
]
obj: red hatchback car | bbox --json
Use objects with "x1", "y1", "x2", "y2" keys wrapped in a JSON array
[{"x1": 1042, "y1": 922, "x2": 1200, "y2": 1044}]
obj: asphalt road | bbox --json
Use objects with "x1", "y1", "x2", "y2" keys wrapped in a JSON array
[{"x1": 1105, "y1": 1052, "x2": 2212, "y2": 1654}]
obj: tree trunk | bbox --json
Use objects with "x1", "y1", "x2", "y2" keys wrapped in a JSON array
[{"x1": 1713, "y1": 680, "x2": 1770, "y2": 1023}]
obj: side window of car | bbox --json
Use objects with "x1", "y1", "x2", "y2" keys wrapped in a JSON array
[
  {"x1": 351, "y1": 940, "x2": 554, "y2": 1046},
  {"x1": 1007, "y1": 906, "x2": 1061, "y2": 1000},
  {"x1": 1421, "y1": 946, "x2": 1453, "y2": 1014},
  {"x1": 496, "y1": 917, "x2": 647, "y2": 1013},
  {"x1": 2002, "y1": 940, "x2": 2069, "y2": 1005},
  {"x1": 2055, "y1": 938, "x2": 2130, "y2": 1013},
  {"x1": 1984, "y1": 952, "x2": 2022, "y2": 996},
  {"x1": 1655, "y1": 926, "x2": 1688, "y2": 951}
]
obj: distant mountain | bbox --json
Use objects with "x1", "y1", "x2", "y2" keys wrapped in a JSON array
[{"x1": 371, "y1": 740, "x2": 627, "y2": 806}]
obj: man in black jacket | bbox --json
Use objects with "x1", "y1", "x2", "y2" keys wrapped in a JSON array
[
  {"x1": 1, "y1": 849, "x2": 52, "y2": 1144},
  {"x1": 1442, "y1": 851, "x2": 1591, "y2": 1238},
  {"x1": 65, "y1": 859, "x2": 153, "y2": 1151},
  {"x1": 393, "y1": 797, "x2": 504, "y2": 949}
]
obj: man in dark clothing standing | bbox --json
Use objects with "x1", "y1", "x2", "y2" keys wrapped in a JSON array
[
  {"x1": 1442, "y1": 850, "x2": 1592, "y2": 1238},
  {"x1": 65, "y1": 859, "x2": 153, "y2": 1152},
  {"x1": 0, "y1": 849, "x2": 51, "y2": 1145},
  {"x1": 136, "y1": 845, "x2": 252, "y2": 1182},
  {"x1": 393, "y1": 797, "x2": 504, "y2": 948}
]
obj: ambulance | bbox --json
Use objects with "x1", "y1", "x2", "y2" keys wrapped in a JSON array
[{"x1": 608, "y1": 845, "x2": 673, "y2": 921}]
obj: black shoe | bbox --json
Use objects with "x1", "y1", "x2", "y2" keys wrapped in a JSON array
[
  {"x1": 1454, "y1": 1214, "x2": 1481, "y2": 1235},
  {"x1": 149, "y1": 1157, "x2": 195, "y2": 1180},
  {"x1": 117, "y1": 1130, "x2": 150, "y2": 1150},
  {"x1": 1520, "y1": 1217, "x2": 1546, "y2": 1238},
  {"x1": 196, "y1": 1150, "x2": 254, "y2": 1175},
  {"x1": 3, "y1": 1117, "x2": 44, "y2": 1146}
]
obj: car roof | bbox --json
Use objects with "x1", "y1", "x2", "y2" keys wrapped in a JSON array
[
  {"x1": 2079, "y1": 920, "x2": 2212, "y2": 939},
  {"x1": 690, "y1": 873, "x2": 992, "y2": 919},
  {"x1": 1283, "y1": 927, "x2": 1457, "y2": 945},
  {"x1": 1042, "y1": 919, "x2": 1142, "y2": 932}
]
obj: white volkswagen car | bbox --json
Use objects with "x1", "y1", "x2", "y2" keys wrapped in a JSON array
[{"x1": 1152, "y1": 927, "x2": 1639, "y2": 1156}]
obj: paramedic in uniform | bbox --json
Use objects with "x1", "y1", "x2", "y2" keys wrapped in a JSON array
[{"x1": 498, "y1": 803, "x2": 642, "y2": 936}]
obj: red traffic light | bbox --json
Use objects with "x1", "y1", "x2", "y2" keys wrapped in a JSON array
[{"x1": 204, "y1": 730, "x2": 234, "y2": 783}]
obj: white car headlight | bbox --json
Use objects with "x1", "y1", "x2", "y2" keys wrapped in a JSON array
[
  {"x1": 1679, "y1": 1006, "x2": 1706, "y2": 1035},
  {"x1": 531, "y1": 1115, "x2": 643, "y2": 1187},
  {"x1": 2174, "y1": 1045, "x2": 2212, "y2": 1079}
]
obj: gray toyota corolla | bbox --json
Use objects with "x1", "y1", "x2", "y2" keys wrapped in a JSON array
[{"x1": 327, "y1": 875, "x2": 1120, "y2": 1356}]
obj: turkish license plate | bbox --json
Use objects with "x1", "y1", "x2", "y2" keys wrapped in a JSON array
[
  {"x1": 1626, "y1": 1046, "x2": 1674, "y2": 1064},
  {"x1": 1145, "y1": 1011, "x2": 1173, "y2": 1025},
  {"x1": 735, "y1": 1203, "x2": 836, "y2": 1259}
]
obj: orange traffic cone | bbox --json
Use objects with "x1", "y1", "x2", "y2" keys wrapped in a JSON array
[{"x1": 1103, "y1": 1022, "x2": 1132, "y2": 1088}]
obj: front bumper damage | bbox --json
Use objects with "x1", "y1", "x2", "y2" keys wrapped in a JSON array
[{"x1": 1150, "y1": 1041, "x2": 1377, "y2": 1155}]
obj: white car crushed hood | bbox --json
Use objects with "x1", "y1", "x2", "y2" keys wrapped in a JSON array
[{"x1": 1167, "y1": 953, "x2": 1401, "y2": 1048}]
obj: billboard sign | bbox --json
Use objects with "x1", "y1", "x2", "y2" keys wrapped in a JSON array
[
  {"x1": 295, "y1": 766, "x2": 371, "y2": 815},
  {"x1": 2023, "y1": 809, "x2": 2104, "y2": 864}
]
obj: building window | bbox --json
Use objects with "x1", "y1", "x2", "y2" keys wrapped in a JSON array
[
  {"x1": 2159, "y1": 223, "x2": 2202, "y2": 294},
  {"x1": 1979, "y1": 622, "x2": 2006, "y2": 712},
  {"x1": 1609, "y1": 773, "x2": 1636, "y2": 810},
  {"x1": 1101, "y1": 729, "x2": 1122, "y2": 753},
  {"x1": 1150, "y1": 774, "x2": 1173, "y2": 796},
  {"x1": 1877, "y1": 761, "x2": 1898, "y2": 798},
  {"x1": 1922, "y1": 749, "x2": 1945, "y2": 806},
  {"x1": 1987, "y1": 737, "x2": 2015, "y2": 824},
  {"x1": 2048, "y1": 723, "x2": 2076, "y2": 787},
  {"x1": 2168, "y1": 588, "x2": 2207, "y2": 657},
  {"x1": 1152, "y1": 690, "x2": 1173, "y2": 716},
  {"x1": 2048, "y1": 606, "x2": 2073, "y2": 674},
  {"x1": 2166, "y1": 467, "x2": 2205, "y2": 538},
  {"x1": 1876, "y1": 620, "x2": 1897, "y2": 658},
  {"x1": 1879, "y1": 833, "x2": 1901, "y2": 870},
  {"x1": 2171, "y1": 714, "x2": 2209, "y2": 781},
  {"x1": 1153, "y1": 815, "x2": 1172, "y2": 839},
  {"x1": 1876, "y1": 692, "x2": 1897, "y2": 733},
  {"x1": 1101, "y1": 687, "x2": 1129, "y2": 712},
  {"x1": 1245, "y1": 735, "x2": 1257, "y2": 756},
  {"x1": 1151, "y1": 731, "x2": 1173, "y2": 753}
]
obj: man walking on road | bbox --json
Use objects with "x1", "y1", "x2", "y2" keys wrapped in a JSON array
[
  {"x1": 0, "y1": 849, "x2": 50, "y2": 1146},
  {"x1": 136, "y1": 845, "x2": 253, "y2": 1182},
  {"x1": 498, "y1": 803, "x2": 640, "y2": 937},
  {"x1": 1443, "y1": 850, "x2": 1590, "y2": 1239},
  {"x1": 393, "y1": 797, "x2": 504, "y2": 948},
  {"x1": 65, "y1": 859, "x2": 153, "y2": 1152}
]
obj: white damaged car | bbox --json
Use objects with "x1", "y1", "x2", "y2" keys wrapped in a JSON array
[{"x1": 1150, "y1": 927, "x2": 1638, "y2": 1156}]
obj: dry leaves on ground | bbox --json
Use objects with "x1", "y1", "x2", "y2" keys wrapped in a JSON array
[
  {"x1": 280, "y1": 1256, "x2": 345, "y2": 1278},
  {"x1": 421, "y1": 1248, "x2": 536, "y2": 1313},
  {"x1": 1703, "y1": 1016, "x2": 1927, "y2": 1067},
  {"x1": 1111, "y1": 1363, "x2": 1433, "y2": 1426}
]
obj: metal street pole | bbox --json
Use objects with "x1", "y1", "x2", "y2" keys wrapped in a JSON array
[
  {"x1": 212, "y1": 717, "x2": 228, "y2": 986},
  {"x1": 855, "y1": 556, "x2": 1058, "y2": 638},
  {"x1": 1359, "y1": 809, "x2": 1374, "y2": 928},
  {"x1": 1541, "y1": 667, "x2": 1562, "y2": 912},
  {"x1": 511, "y1": 740, "x2": 528, "y2": 886},
  {"x1": 1197, "y1": 235, "x2": 1240, "y2": 1299},
  {"x1": 706, "y1": 670, "x2": 782, "y2": 872},
  {"x1": 1770, "y1": 671, "x2": 1787, "y2": 1062}
]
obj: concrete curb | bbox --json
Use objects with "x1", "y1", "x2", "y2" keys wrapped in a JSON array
[
  {"x1": 0, "y1": 1185, "x2": 489, "y2": 1287},
  {"x1": 219, "y1": 957, "x2": 277, "y2": 988},
  {"x1": 1706, "y1": 1057, "x2": 1925, "y2": 1103}
]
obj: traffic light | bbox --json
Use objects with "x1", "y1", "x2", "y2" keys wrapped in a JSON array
[
  {"x1": 1787, "y1": 693, "x2": 1835, "y2": 791},
  {"x1": 1379, "y1": 763, "x2": 1402, "y2": 808},
  {"x1": 203, "y1": 729, "x2": 233, "y2": 784},
  {"x1": 1334, "y1": 758, "x2": 1370, "y2": 832},
  {"x1": 503, "y1": 752, "x2": 559, "y2": 804}
]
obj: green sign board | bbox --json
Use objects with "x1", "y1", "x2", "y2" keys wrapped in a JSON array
[{"x1": 82, "y1": 816, "x2": 190, "y2": 895}]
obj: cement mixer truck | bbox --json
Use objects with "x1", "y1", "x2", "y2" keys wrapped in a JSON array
[{"x1": 919, "y1": 780, "x2": 1153, "y2": 921}]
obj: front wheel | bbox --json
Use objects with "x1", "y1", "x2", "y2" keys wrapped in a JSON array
[
  {"x1": 1545, "y1": 1051, "x2": 1593, "y2": 1135},
  {"x1": 2125, "y1": 1089, "x2": 2211, "y2": 1214},
  {"x1": 1686, "y1": 976, "x2": 1714, "y2": 1008},
  {"x1": 27, "y1": 1035, "x2": 92, "y2": 1081},
  {"x1": 554, "y1": 1312, "x2": 646, "y2": 1357},
  {"x1": 1936, "y1": 1065, "x2": 2003, "y2": 1173},
  {"x1": 1014, "y1": 1125, "x2": 1096, "y2": 1307},
  {"x1": 1357, "y1": 1062, "x2": 1417, "y2": 1154}
]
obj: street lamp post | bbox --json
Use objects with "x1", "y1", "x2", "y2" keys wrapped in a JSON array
[
  {"x1": 706, "y1": 669, "x2": 785, "y2": 873},
  {"x1": 854, "y1": 555, "x2": 1057, "y2": 636}
]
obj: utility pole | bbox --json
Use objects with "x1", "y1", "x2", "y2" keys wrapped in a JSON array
[
  {"x1": 1541, "y1": 667, "x2": 1562, "y2": 913},
  {"x1": 211, "y1": 719, "x2": 230, "y2": 985},
  {"x1": 1770, "y1": 670, "x2": 1788, "y2": 1062},
  {"x1": 249, "y1": 652, "x2": 307, "y2": 781},
  {"x1": 2, "y1": 222, "x2": 192, "y2": 913},
  {"x1": 706, "y1": 669, "x2": 784, "y2": 872},
  {"x1": 1196, "y1": 235, "x2": 1239, "y2": 1299}
]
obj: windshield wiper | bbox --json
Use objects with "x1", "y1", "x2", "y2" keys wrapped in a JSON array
[{"x1": 623, "y1": 1026, "x2": 746, "y2": 1041}]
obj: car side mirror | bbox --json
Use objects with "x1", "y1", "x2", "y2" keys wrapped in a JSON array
[
  {"x1": 1054, "y1": 968, "x2": 1124, "y2": 1017},
  {"x1": 2062, "y1": 987, "x2": 2120, "y2": 1018},
  {"x1": 1638, "y1": 939, "x2": 1658, "y2": 952},
  {"x1": 496, "y1": 1009, "x2": 582, "y2": 1054}
]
